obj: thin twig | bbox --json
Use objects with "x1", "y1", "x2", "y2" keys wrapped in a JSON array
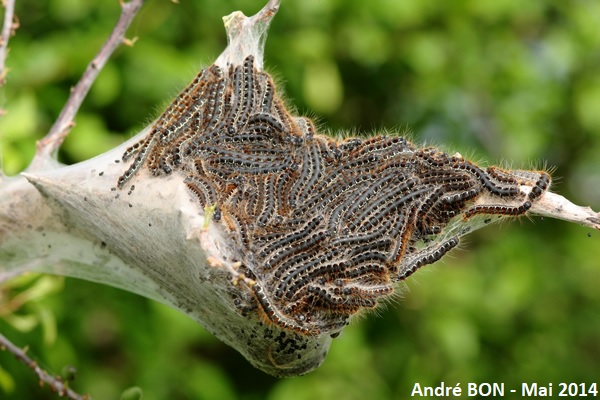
[
  {"x1": 31, "y1": 0, "x2": 144, "y2": 170},
  {"x1": 0, "y1": 333, "x2": 90, "y2": 399},
  {"x1": 0, "y1": 0, "x2": 17, "y2": 87},
  {"x1": 531, "y1": 191, "x2": 600, "y2": 231},
  {"x1": 253, "y1": 0, "x2": 281, "y2": 21}
]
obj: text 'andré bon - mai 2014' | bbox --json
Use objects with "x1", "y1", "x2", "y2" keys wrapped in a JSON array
[{"x1": 411, "y1": 382, "x2": 598, "y2": 397}]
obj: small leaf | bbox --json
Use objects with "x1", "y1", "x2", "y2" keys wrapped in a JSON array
[
  {"x1": 37, "y1": 306, "x2": 58, "y2": 346},
  {"x1": 121, "y1": 386, "x2": 143, "y2": 400},
  {"x1": 11, "y1": 276, "x2": 64, "y2": 306},
  {"x1": 3, "y1": 313, "x2": 39, "y2": 332},
  {"x1": 0, "y1": 366, "x2": 15, "y2": 394}
]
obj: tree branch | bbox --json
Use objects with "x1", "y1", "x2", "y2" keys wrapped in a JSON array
[
  {"x1": 30, "y1": 0, "x2": 144, "y2": 171},
  {"x1": 0, "y1": 333, "x2": 89, "y2": 399},
  {"x1": 530, "y1": 191, "x2": 600, "y2": 230},
  {"x1": 0, "y1": 0, "x2": 17, "y2": 121},
  {"x1": 0, "y1": 0, "x2": 17, "y2": 86}
]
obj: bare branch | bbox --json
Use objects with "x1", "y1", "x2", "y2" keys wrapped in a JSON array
[
  {"x1": 0, "y1": 0, "x2": 17, "y2": 88},
  {"x1": 0, "y1": 333, "x2": 89, "y2": 399},
  {"x1": 531, "y1": 191, "x2": 600, "y2": 231},
  {"x1": 30, "y1": 0, "x2": 144, "y2": 171},
  {"x1": 254, "y1": 0, "x2": 281, "y2": 21}
]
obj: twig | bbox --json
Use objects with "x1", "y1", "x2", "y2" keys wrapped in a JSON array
[
  {"x1": 253, "y1": 0, "x2": 281, "y2": 21},
  {"x1": 0, "y1": 333, "x2": 90, "y2": 399},
  {"x1": 531, "y1": 191, "x2": 600, "y2": 231},
  {"x1": 31, "y1": 0, "x2": 144, "y2": 170},
  {"x1": 0, "y1": 0, "x2": 17, "y2": 87}
]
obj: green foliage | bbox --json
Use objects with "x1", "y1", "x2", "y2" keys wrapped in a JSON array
[{"x1": 1, "y1": 0, "x2": 599, "y2": 399}]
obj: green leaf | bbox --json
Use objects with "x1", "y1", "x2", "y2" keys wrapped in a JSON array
[
  {"x1": 37, "y1": 306, "x2": 58, "y2": 346},
  {"x1": 121, "y1": 386, "x2": 143, "y2": 400},
  {"x1": 0, "y1": 366, "x2": 15, "y2": 394},
  {"x1": 3, "y1": 313, "x2": 39, "y2": 332}
]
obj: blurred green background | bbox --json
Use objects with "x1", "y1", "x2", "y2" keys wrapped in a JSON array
[{"x1": 1, "y1": 0, "x2": 600, "y2": 398}]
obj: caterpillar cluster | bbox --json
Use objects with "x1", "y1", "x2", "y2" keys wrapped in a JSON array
[{"x1": 118, "y1": 56, "x2": 550, "y2": 336}]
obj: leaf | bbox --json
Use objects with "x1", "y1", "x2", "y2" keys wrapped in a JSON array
[
  {"x1": 0, "y1": 366, "x2": 15, "y2": 394},
  {"x1": 121, "y1": 386, "x2": 143, "y2": 400}
]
